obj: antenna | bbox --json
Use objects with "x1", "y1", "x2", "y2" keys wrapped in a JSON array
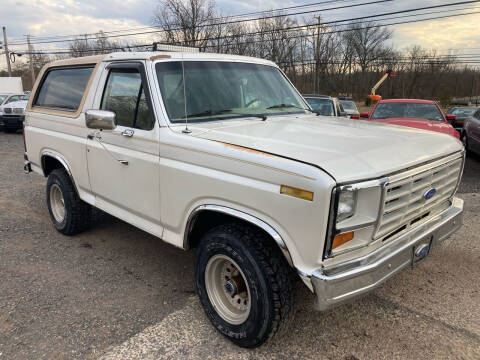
[{"x1": 181, "y1": 53, "x2": 191, "y2": 134}]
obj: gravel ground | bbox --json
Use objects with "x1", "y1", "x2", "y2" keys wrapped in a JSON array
[{"x1": 0, "y1": 131, "x2": 479, "y2": 359}]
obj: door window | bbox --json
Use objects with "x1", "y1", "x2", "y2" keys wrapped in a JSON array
[{"x1": 101, "y1": 68, "x2": 154, "y2": 130}]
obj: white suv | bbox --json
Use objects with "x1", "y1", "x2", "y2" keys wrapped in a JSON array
[{"x1": 24, "y1": 52, "x2": 464, "y2": 347}]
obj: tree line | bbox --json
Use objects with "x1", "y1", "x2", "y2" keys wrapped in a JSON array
[{"x1": 2, "y1": 0, "x2": 479, "y2": 103}]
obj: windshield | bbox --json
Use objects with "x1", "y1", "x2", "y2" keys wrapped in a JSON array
[
  {"x1": 21, "y1": 93, "x2": 30, "y2": 100},
  {"x1": 304, "y1": 98, "x2": 335, "y2": 116},
  {"x1": 371, "y1": 102, "x2": 444, "y2": 121},
  {"x1": 449, "y1": 107, "x2": 477, "y2": 116},
  {"x1": 155, "y1": 61, "x2": 308, "y2": 123},
  {"x1": 339, "y1": 100, "x2": 357, "y2": 111},
  {"x1": 0, "y1": 95, "x2": 7, "y2": 104}
]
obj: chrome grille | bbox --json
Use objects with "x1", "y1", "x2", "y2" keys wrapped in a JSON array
[
  {"x1": 4, "y1": 108, "x2": 12, "y2": 114},
  {"x1": 376, "y1": 155, "x2": 463, "y2": 240}
]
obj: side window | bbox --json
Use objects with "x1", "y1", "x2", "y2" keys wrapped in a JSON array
[
  {"x1": 100, "y1": 68, "x2": 154, "y2": 130},
  {"x1": 34, "y1": 67, "x2": 93, "y2": 110}
]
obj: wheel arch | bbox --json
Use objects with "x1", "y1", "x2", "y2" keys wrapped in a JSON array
[
  {"x1": 41, "y1": 151, "x2": 79, "y2": 195},
  {"x1": 184, "y1": 204, "x2": 294, "y2": 267}
]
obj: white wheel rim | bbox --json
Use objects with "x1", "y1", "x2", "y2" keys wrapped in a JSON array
[
  {"x1": 50, "y1": 184, "x2": 65, "y2": 223},
  {"x1": 205, "y1": 254, "x2": 251, "y2": 325}
]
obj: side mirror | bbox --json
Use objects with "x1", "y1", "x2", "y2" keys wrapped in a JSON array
[
  {"x1": 85, "y1": 109, "x2": 116, "y2": 130},
  {"x1": 446, "y1": 114, "x2": 456, "y2": 124},
  {"x1": 360, "y1": 112, "x2": 369, "y2": 119},
  {"x1": 351, "y1": 115, "x2": 360, "y2": 120}
]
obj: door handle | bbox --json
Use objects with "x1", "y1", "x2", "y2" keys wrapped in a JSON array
[{"x1": 122, "y1": 129, "x2": 134, "y2": 137}]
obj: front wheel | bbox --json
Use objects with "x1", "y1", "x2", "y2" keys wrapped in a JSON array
[{"x1": 195, "y1": 223, "x2": 296, "y2": 348}]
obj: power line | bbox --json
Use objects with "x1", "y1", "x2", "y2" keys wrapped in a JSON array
[
  {"x1": 16, "y1": 0, "x2": 359, "y2": 42},
  {"x1": 8, "y1": 0, "x2": 396, "y2": 46},
  {"x1": 200, "y1": 9, "x2": 480, "y2": 48}
]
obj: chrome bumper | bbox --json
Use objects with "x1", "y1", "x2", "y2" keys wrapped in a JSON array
[{"x1": 311, "y1": 197, "x2": 464, "y2": 311}]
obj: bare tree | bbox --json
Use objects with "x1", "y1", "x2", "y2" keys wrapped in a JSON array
[{"x1": 153, "y1": 0, "x2": 217, "y2": 47}]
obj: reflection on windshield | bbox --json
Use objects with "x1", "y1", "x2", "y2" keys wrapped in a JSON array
[
  {"x1": 155, "y1": 61, "x2": 309, "y2": 123},
  {"x1": 371, "y1": 103, "x2": 444, "y2": 121},
  {"x1": 304, "y1": 98, "x2": 334, "y2": 116}
]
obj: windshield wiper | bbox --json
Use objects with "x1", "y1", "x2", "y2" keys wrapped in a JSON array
[
  {"x1": 267, "y1": 103, "x2": 320, "y2": 115},
  {"x1": 185, "y1": 109, "x2": 267, "y2": 121}
]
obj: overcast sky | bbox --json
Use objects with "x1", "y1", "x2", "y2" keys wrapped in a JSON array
[{"x1": 1, "y1": 0, "x2": 480, "y2": 70}]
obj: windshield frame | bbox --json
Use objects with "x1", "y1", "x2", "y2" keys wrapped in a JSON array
[{"x1": 152, "y1": 59, "x2": 312, "y2": 126}]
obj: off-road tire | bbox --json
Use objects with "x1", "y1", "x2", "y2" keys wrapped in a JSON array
[
  {"x1": 195, "y1": 223, "x2": 296, "y2": 348},
  {"x1": 46, "y1": 168, "x2": 92, "y2": 235}
]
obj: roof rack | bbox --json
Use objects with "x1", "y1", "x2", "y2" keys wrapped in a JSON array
[{"x1": 152, "y1": 42, "x2": 200, "y2": 53}]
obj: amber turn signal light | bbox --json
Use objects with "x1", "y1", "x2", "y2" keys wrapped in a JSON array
[
  {"x1": 280, "y1": 185, "x2": 314, "y2": 201},
  {"x1": 332, "y1": 231, "x2": 354, "y2": 249}
]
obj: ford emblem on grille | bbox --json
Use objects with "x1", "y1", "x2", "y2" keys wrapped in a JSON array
[{"x1": 423, "y1": 188, "x2": 436, "y2": 200}]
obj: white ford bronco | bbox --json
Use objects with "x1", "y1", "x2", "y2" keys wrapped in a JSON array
[{"x1": 24, "y1": 51, "x2": 464, "y2": 348}]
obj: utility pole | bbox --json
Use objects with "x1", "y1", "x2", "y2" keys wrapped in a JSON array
[
  {"x1": 2, "y1": 26, "x2": 12, "y2": 77},
  {"x1": 27, "y1": 34, "x2": 35, "y2": 85},
  {"x1": 314, "y1": 16, "x2": 321, "y2": 94}
]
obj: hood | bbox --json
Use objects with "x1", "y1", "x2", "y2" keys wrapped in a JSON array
[
  {"x1": 2, "y1": 100, "x2": 28, "y2": 109},
  {"x1": 184, "y1": 114, "x2": 463, "y2": 183},
  {"x1": 369, "y1": 117, "x2": 458, "y2": 138}
]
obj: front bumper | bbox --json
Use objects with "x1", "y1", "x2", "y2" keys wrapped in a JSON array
[
  {"x1": 1, "y1": 115, "x2": 25, "y2": 130},
  {"x1": 311, "y1": 197, "x2": 464, "y2": 311}
]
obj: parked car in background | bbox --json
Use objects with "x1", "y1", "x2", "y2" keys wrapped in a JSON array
[
  {"x1": 303, "y1": 94, "x2": 347, "y2": 117},
  {"x1": 446, "y1": 106, "x2": 478, "y2": 134},
  {"x1": 360, "y1": 99, "x2": 460, "y2": 139},
  {"x1": 0, "y1": 93, "x2": 30, "y2": 133},
  {"x1": 338, "y1": 97, "x2": 360, "y2": 118},
  {"x1": 462, "y1": 107, "x2": 480, "y2": 155}
]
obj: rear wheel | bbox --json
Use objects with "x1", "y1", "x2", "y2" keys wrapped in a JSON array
[
  {"x1": 195, "y1": 223, "x2": 295, "y2": 348},
  {"x1": 46, "y1": 169, "x2": 92, "y2": 235}
]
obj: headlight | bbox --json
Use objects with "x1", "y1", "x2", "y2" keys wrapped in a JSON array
[
  {"x1": 324, "y1": 179, "x2": 387, "y2": 258},
  {"x1": 337, "y1": 187, "x2": 356, "y2": 222},
  {"x1": 13, "y1": 108, "x2": 24, "y2": 115}
]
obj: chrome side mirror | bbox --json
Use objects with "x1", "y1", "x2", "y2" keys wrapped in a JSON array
[{"x1": 85, "y1": 109, "x2": 116, "y2": 130}]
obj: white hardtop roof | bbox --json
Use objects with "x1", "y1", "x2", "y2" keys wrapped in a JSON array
[
  {"x1": 45, "y1": 51, "x2": 277, "y2": 68},
  {"x1": 105, "y1": 51, "x2": 277, "y2": 66}
]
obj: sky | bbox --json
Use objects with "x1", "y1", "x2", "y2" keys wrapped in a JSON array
[{"x1": 1, "y1": 0, "x2": 480, "y2": 70}]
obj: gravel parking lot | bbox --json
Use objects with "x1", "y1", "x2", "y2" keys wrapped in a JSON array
[{"x1": 1, "y1": 131, "x2": 479, "y2": 359}]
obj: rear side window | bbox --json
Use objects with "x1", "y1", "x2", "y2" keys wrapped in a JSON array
[
  {"x1": 100, "y1": 68, "x2": 153, "y2": 130},
  {"x1": 34, "y1": 67, "x2": 93, "y2": 111}
]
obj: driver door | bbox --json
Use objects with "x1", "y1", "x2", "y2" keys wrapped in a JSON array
[{"x1": 86, "y1": 61, "x2": 162, "y2": 235}]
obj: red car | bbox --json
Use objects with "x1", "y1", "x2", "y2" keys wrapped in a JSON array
[{"x1": 360, "y1": 99, "x2": 460, "y2": 139}]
